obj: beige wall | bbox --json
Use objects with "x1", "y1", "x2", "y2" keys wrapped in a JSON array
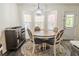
[{"x1": 0, "y1": 3, "x2": 21, "y2": 53}]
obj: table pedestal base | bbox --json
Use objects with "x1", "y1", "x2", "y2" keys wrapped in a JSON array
[{"x1": 41, "y1": 46, "x2": 50, "y2": 51}]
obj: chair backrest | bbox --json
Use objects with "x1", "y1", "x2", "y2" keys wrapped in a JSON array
[
  {"x1": 34, "y1": 26, "x2": 41, "y2": 32},
  {"x1": 55, "y1": 29, "x2": 64, "y2": 43},
  {"x1": 53, "y1": 27, "x2": 58, "y2": 33},
  {"x1": 27, "y1": 28, "x2": 33, "y2": 39}
]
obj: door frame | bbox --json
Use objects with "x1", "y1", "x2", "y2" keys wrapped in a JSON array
[{"x1": 63, "y1": 11, "x2": 77, "y2": 40}]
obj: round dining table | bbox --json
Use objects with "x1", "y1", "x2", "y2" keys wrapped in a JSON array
[{"x1": 33, "y1": 30, "x2": 56, "y2": 50}]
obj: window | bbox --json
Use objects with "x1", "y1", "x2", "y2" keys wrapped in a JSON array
[
  {"x1": 24, "y1": 14, "x2": 32, "y2": 39},
  {"x1": 47, "y1": 11, "x2": 57, "y2": 30},
  {"x1": 23, "y1": 10, "x2": 57, "y2": 31},
  {"x1": 35, "y1": 15, "x2": 45, "y2": 30},
  {"x1": 65, "y1": 15, "x2": 74, "y2": 28},
  {"x1": 24, "y1": 14, "x2": 32, "y2": 29}
]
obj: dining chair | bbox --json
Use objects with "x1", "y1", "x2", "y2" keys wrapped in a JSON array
[
  {"x1": 46, "y1": 29, "x2": 64, "y2": 56},
  {"x1": 27, "y1": 28, "x2": 43, "y2": 55}
]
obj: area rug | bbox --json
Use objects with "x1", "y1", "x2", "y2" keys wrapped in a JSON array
[{"x1": 20, "y1": 40, "x2": 70, "y2": 56}]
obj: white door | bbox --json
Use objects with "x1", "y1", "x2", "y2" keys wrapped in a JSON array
[{"x1": 63, "y1": 12, "x2": 77, "y2": 40}]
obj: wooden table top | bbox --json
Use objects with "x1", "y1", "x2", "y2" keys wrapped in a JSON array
[{"x1": 33, "y1": 30, "x2": 56, "y2": 38}]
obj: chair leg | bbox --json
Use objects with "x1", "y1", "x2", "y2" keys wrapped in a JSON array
[
  {"x1": 32, "y1": 44, "x2": 35, "y2": 55},
  {"x1": 54, "y1": 45, "x2": 56, "y2": 56},
  {"x1": 42, "y1": 43, "x2": 44, "y2": 50},
  {"x1": 38, "y1": 44, "x2": 41, "y2": 51},
  {"x1": 43, "y1": 43, "x2": 46, "y2": 50},
  {"x1": 59, "y1": 44, "x2": 62, "y2": 53}
]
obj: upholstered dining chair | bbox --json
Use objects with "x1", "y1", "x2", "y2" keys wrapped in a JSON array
[
  {"x1": 46, "y1": 29, "x2": 64, "y2": 56},
  {"x1": 27, "y1": 28, "x2": 43, "y2": 55}
]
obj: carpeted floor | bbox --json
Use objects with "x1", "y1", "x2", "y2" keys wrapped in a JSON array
[{"x1": 4, "y1": 40, "x2": 72, "y2": 56}]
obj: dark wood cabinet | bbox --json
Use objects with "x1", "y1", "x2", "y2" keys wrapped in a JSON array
[{"x1": 5, "y1": 26, "x2": 26, "y2": 51}]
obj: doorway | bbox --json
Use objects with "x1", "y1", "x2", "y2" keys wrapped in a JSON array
[{"x1": 63, "y1": 11, "x2": 77, "y2": 40}]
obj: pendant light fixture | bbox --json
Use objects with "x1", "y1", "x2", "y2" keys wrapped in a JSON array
[{"x1": 36, "y1": 3, "x2": 42, "y2": 16}]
